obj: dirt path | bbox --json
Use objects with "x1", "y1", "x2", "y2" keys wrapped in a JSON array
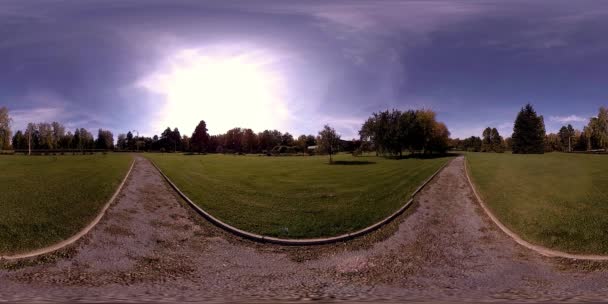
[{"x1": 2, "y1": 156, "x2": 608, "y2": 302}]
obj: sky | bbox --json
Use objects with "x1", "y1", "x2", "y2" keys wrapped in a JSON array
[{"x1": 1, "y1": 0, "x2": 607, "y2": 139}]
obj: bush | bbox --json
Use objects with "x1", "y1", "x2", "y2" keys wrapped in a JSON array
[{"x1": 271, "y1": 145, "x2": 297, "y2": 155}]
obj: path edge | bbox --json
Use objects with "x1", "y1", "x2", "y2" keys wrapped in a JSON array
[
  {"x1": 151, "y1": 156, "x2": 453, "y2": 246},
  {"x1": 0, "y1": 157, "x2": 136, "y2": 261},
  {"x1": 463, "y1": 155, "x2": 608, "y2": 261}
]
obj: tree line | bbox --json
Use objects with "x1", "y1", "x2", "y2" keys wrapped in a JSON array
[
  {"x1": 1, "y1": 106, "x2": 451, "y2": 158},
  {"x1": 113, "y1": 121, "x2": 343, "y2": 163},
  {"x1": 452, "y1": 104, "x2": 608, "y2": 154},
  {"x1": 0, "y1": 107, "x2": 115, "y2": 154},
  {"x1": 113, "y1": 122, "x2": 323, "y2": 155}
]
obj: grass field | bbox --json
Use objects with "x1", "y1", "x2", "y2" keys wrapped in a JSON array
[
  {"x1": 466, "y1": 152, "x2": 608, "y2": 254},
  {"x1": 148, "y1": 153, "x2": 451, "y2": 238},
  {"x1": 0, "y1": 154, "x2": 133, "y2": 255}
]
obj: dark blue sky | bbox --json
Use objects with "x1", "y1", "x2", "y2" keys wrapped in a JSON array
[{"x1": 1, "y1": 0, "x2": 607, "y2": 139}]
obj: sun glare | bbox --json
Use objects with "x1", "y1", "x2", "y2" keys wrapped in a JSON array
[{"x1": 140, "y1": 48, "x2": 289, "y2": 135}]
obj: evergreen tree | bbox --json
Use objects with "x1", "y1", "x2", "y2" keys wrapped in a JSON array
[
  {"x1": 512, "y1": 104, "x2": 546, "y2": 154},
  {"x1": 191, "y1": 120, "x2": 210, "y2": 153},
  {"x1": 12, "y1": 130, "x2": 26, "y2": 150}
]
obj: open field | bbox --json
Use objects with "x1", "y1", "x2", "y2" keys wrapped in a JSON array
[
  {"x1": 147, "y1": 153, "x2": 451, "y2": 238},
  {"x1": 466, "y1": 152, "x2": 608, "y2": 254},
  {"x1": 0, "y1": 154, "x2": 133, "y2": 255}
]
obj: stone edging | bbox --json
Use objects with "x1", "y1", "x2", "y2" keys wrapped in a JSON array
[
  {"x1": 151, "y1": 157, "x2": 453, "y2": 246},
  {"x1": 463, "y1": 156, "x2": 608, "y2": 261},
  {"x1": 0, "y1": 158, "x2": 136, "y2": 261}
]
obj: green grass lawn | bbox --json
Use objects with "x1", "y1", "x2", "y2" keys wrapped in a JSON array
[
  {"x1": 148, "y1": 153, "x2": 451, "y2": 238},
  {"x1": 466, "y1": 152, "x2": 608, "y2": 254},
  {"x1": 0, "y1": 154, "x2": 133, "y2": 255}
]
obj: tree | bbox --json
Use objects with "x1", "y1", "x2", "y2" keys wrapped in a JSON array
[
  {"x1": 586, "y1": 107, "x2": 608, "y2": 150},
  {"x1": 74, "y1": 128, "x2": 94, "y2": 151},
  {"x1": 544, "y1": 133, "x2": 561, "y2": 152},
  {"x1": 117, "y1": 134, "x2": 127, "y2": 150},
  {"x1": 558, "y1": 124, "x2": 575, "y2": 152},
  {"x1": 124, "y1": 131, "x2": 133, "y2": 150},
  {"x1": 359, "y1": 108, "x2": 450, "y2": 156},
  {"x1": 481, "y1": 127, "x2": 493, "y2": 152},
  {"x1": 281, "y1": 132, "x2": 294, "y2": 146},
  {"x1": 305, "y1": 135, "x2": 317, "y2": 147},
  {"x1": 160, "y1": 127, "x2": 173, "y2": 151},
  {"x1": 225, "y1": 128, "x2": 244, "y2": 152},
  {"x1": 60, "y1": 131, "x2": 73, "y2": 149},
  {"x1": 359, "y1": 116, "x2": 378, "y2": 155},
  {"x1": 413, "y1": 109, "x2": 438, "y2": 154},
  {"x1": 463, "y1": 136, "x2": 483, "y2": 152},
  {"x1": 190, "y1": 120, "x2": 210, "y2": 153},
  {"x1": 481, "y1": 127, "x2": 505, "y2": 153},
  {"x1": 12, "y1": 130, "x2": 26, "y2": 150},
  {"x1": 242, "y1": 128, "x2": 258, "y2": 153},
  {"x1": 398, "y1": 110, "x2": 418, "y2": 154},
  {"x1": 37, "y1": 122, "x2": 54, "y2": 149},
  {"x1": 296, "y1": 134, "x2": 308, "y2": 152},
  {"x1": 96, "y1": 129, "x2": 114, "y2": 150},
  {"x1": 0, "y1": 107, "x2": 12, "y2": 150},
  {"x1": 490, "y1": 128, "x2": 505, "y2": 153},
  {"x1": 511, "y1": 103, "x2": 546, "y2": 154},
  {"x1": 171, "y1": 128, "x2": 182, "y2": 151},
  {"x1": 258, "y1": 129, "x2": 282, "y2": 152},
  {"x1": 181, "y1": 135, "x2": 191, "y2": 152},
  {"x1": 427, "y1": 122, "x2": 451, "y2": 153},
  {"x1": 24, "y1": 123, "x2": 37, "y2": 155},
  {"x1": 51, "y1": 121, "x2": 65, "y2": 149},
  {"x1": 317, "y1": 124, "x2": 341, "y2": 164}
]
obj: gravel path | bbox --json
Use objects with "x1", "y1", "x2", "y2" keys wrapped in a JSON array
[{"x1": 1, "y1": 156, "x2": 608, "y2": 302}]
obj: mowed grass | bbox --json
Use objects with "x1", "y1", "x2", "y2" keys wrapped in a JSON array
[
  {"x1": 466, "y1": 152, "x2": 608, "y2": 254},
  {"x1": 0, "y1": 154, "x2": 133, "y2": 255},
  {"x1": 148, "y1": 153, "x2": 451, "y2": 238}
]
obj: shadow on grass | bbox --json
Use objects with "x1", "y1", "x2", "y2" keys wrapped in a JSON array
[{"x1": 331, "y1": 160, "x2": 376, "y2": 165}]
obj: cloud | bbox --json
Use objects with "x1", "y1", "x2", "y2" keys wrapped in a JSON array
[
  {"x1": 549, "y1": 115, "x2": 588, "y2": 123},
  {"x1": 10, "y1": 107, "x2": 65, "y2": 131}
]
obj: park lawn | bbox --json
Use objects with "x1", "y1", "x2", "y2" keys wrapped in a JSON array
[
  {"x1": 148, "y1": 153, "x2": 451, "y2": 238},
  {"x1": 466, "y1": 152, "x2": 608, "y2": 254},
  {"x1": 0, "y1": 154, "x2": 133, "y2": 255}
]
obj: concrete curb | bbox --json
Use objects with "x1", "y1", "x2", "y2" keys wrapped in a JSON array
[
  {"x1": 151, "y1": 157, "x2": 453, "y2": 246},
  {"x1": 463, "y1": 155, "x2": 608, "y2": 261},
  {"x1": 0, "y1": 158, "x2": 136, "y2": 261}
]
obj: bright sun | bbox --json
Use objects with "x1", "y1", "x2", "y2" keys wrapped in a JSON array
[{"x1": 139, "y1": 48, "x2": 289, "y2": 135}]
